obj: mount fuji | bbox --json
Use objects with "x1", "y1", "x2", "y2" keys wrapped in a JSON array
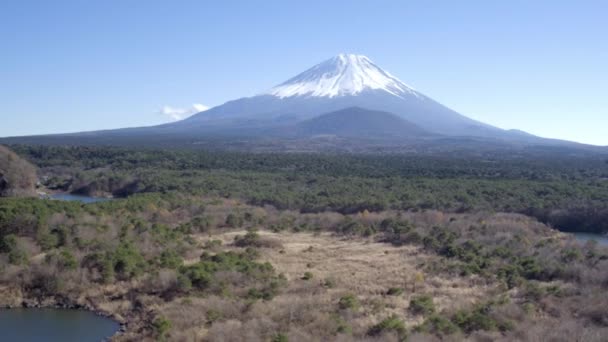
[
  {"x1": 267, "y1": 54, "x2": 419, "y2": 98},
  {"x1": 3, "y1": 53, "x2": 601, "y2": 152},
  {"x1": 172, "y1": 53, "x2": 503, "y2": 138}
]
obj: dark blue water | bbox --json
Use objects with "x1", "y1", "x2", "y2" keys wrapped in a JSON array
[
  {"x1": 573, "y1": 232, "x2": 608, "y2": 246},
  {"x1": 0, "y1": 308, "x2": 119, "y2": 342},
  {"x1": 48, "y1": 193, "x2": 112, "y2": 204}
]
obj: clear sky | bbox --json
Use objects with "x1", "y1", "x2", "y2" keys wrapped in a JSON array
[{"x1": 1, "y1": 1, "x2": 607, "y2": 145}]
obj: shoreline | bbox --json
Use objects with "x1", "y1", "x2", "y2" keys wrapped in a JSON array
[
  {"x1": 0, "y1": 286, "x2": 138, "y2": 340},
  {"x1": 37, "y1": 190, "x2": 115, "y2": 200}
]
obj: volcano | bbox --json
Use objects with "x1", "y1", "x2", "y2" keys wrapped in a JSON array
[
  {"x1": 3, "y1": 53, "x2": 600, "y2": 152},
  {"x1": 173, "y1": 53, "x2": 504, "y2": 138}
]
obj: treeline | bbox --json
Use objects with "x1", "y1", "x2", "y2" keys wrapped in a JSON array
[
  {"x1": 10, "y1": 144, "x2": 608, "y2": 233},
  {"x1": 11, "y1": 144, "x2": 608, "y2": 180}
]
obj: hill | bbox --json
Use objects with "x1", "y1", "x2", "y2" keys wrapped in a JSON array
[{"x1": 292, "y1": 107, "x2": 432, "y2": 139}]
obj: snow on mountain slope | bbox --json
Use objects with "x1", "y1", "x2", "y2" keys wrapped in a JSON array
[
  {"x1": 177, "y1": 53, "x2": 508, "y2": 138},
  {"x1": 266, "y1": 54, "x2": 420, "y2": 98}
]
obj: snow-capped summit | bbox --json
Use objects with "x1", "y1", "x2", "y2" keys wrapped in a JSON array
[
  {"x1": 175, "y1": 53, "x2": 503, "y2": 138},
  {"x1": 266, "y1": 54, "x2": 419, "y2": 98}
]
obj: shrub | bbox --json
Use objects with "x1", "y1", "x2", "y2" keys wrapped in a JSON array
[
  {"x1": 522, "y1": 302, "x2": 535, "y2": 314},
  {"x1": 153, "y1": 316, "x2": 172, "y2": 339},
  {"x1": 234, "y1": 230, "x2": 259, "y2": 247},
  {"x1": 225, "y1": 213, "x2": 244, "y2": 228},
  {"x1": 112, "y1": 241, "x2": 147, "y2": 279},
  {"x1": 191, "y1": 216, "x2": 212, "y2": 232},
  {"x1": 336, "y1": 218, "x2": 370, "y2": 236},
  {"x1": 409, "y1": 295, "x2": 435, "y2": 316},
  {"x1": 338, "y1": 294, "x2": 360, "y2": 310},
  {"x1": 402, "y1": 231, "x2": 422, "y2": 245},
  {"x1": 8, "y1": 247, "x2": 28, "y2": 265},
  {"x1": 561, "y1": 248, "x2": 583, "y2": 262},
  {"x1": 368, "y1": 314, "x2": 407, "y2": 338},
  {"x1": 176, "y1": 274, "x2": 192, "y2": 292},
  {"x1": 334, "y1": 315, "x2": 352, "y2": 334},
  {"x1": 518, "y1": 257, "x2": 545, "y2": 280},
  {"x1": 160, "y1": 249, "x2": 183, "y2": 269},
  {"x1": 31, "y1": 273, "x2": 62, "y2": 295},
  {"x1": 451, "y1": 304, "x2": 500, "y2": 333},
  {"x1": 497, "y1": 264, "x2": 523, "y2": 289},
  {"x1": 323, "y1": 278, "x2": 336, "y2": 288},
  {"x1": 204, "y1": 239, "x2": 222, "y2": 249},
  {"x1": 380, "y1": 218, "x2": 413, "y2": 234},
  {"x1": 523, "y1": 282, "x2": 545, "y2": 301},
  {"x1": 234, "y1": 230, "x2": 282, "y2": 249},
  {"x1": 180, "y1": 264, "x2": 212, "y2": 290},
  {"x1": 36, "y1": 229, "x2": 59, "y2": 251},
  {"x1": 387, "y1": 287, "x2": 404, "y2": 296},
  {"x1": 150, "y1": 223, "x2": 179, "y2": 244},
  {"x1": 58, "y1": 249, "x2": 78, "y2": 270},
  {"x1": 412, "y1": 272, "x2": 425, "y2": 292},
  {"x1": 416, "y1": 315, "x2": 459, "y2": 335},
  {"x1": 100, "y1": 254, "x2": 115, "y2": 283},
  {"x1": 205, "y1": 309, "x2": 222, "y2": 325},
  {"x1": 302, "y1": 271, "x2": 313, "y2": 280},
  {"x1": 247, "y1": 276, "x2": 285, "y2": 301},
  {"x1": 270, "y1": 223, "x2": 287, "y2": 233},
  {"x1": 179, "y1": 251, "x2": 283, "y2": 298},
  {"x1": 272, "y1": 333, "x2": 288, "y2": 342},
  {"x1": 0, "y1": 234, "x2": 18, "y2": 253}
]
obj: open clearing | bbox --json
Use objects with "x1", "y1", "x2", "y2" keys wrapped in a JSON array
[{"x1": 184, "y1": 230, "x2": 495, "y2": 337}]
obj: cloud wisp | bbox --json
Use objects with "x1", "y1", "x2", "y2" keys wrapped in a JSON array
[{"x1": 160, "y1": 103, "x2": 209, "y2": 121}]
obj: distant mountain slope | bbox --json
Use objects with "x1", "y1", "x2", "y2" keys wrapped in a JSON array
[{"x1": 293, "y1": 107, "x2": 432, "y2": 138}]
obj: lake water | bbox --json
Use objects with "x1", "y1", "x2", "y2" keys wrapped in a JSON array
[
  {"x1": 48, "y1": 193, "x2": 112, "y2": 204},
  {"x1": 572, "y1": 232, "x2": 608, "y2": 246},
  {"x1": 0, "y1": 308, "x2": 120, "y2": 342}
]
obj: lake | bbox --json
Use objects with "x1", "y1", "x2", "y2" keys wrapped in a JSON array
[
  {"x1": 48, "y1": 193, "x2": 112, "y2": 204},
  {"x1": 0, "y1": 308, "x2": 120, "y2": 342},
  {"x1": 572, "y1": 232, "x2": 608, "y2": 246}
]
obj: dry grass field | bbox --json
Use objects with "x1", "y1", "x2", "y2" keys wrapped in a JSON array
[
  {"x1": 149, "y1": 230, "x2": 497, "y2": 341},
  {"x1": 2, "y1": 192, "x2": 607, "y2": 341}
]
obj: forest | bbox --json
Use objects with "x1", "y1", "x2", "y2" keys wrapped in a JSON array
[
  {"x1": 1, "y1": 144, "x2": 607, "y2": 341},
  {"x1": 9, "y1": 144, "x2": 608, "y2": 234},
  {"x1": 1, "y1": 191, "x2": 607, "y2": 341}
]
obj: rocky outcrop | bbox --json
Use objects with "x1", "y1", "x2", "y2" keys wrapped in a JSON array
[
  {"x1": 0, "y1": 145, "x2": 37, "y2": 197},
  {"x1": 0, "y1": 285, "x2": 24, "y2": 307},
  {"x1": 0, "y1": 173, "x2": 8, "y2": 194}
]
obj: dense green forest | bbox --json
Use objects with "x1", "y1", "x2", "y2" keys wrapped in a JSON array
[{"x1": 10, "y1": 144, "x2": 608, "y2": 234}]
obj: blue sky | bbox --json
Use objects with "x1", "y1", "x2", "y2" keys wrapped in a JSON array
[{"x1": 1, "y1": 1, "x2": 607, "y2": 145}]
